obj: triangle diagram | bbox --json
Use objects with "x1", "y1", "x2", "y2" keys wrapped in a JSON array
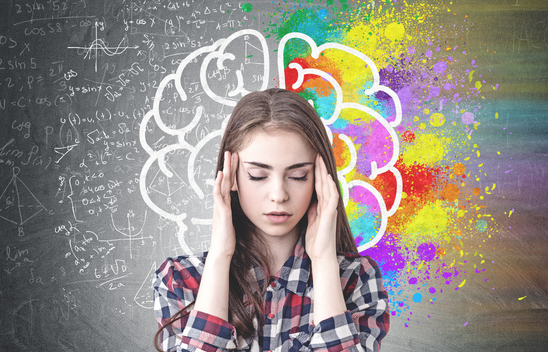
[
  {"x1": 148, "y1": 163, "x2": 187, "y2": 197},
  {"x1": 245, "y1": 41, "x2": 265, "y2": 65},
  {"x1": 134, "y1": 262, "x2": 157, "y2": 309},
  {"x1": 0, "y1": 176, "x2": 19, "y2": 225},
  {"x1": 0, "y1": 169, "x2": 46, "y2": 226}
]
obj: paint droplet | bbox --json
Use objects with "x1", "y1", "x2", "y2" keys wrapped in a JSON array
[
  {"x1": 436, "y1": 247, "x2": 446, "y2": 257},
  {"x1": 241, "y1": 3, "x2": 253, "y2": 12},
  {"x1": 453, "y1": 163, "x2": 465, "y2": 176},
  {"x1": 442, "y1": 184, "x2": 459, "y2": 202},
  {"x1": 462, "y1": 111, "x2": 475, "y2": 125},
  {"x1": 475, "y1": 81, "x2": 482, "y2": 90},
  {"x1": 463, "y1": 322, "x2": 468, "y2": 326},
  {"x1": 430, "y1": 112, "x2": 446, "y2": 127},
  {"x1": 423, "y1": 108, "x2": 430, "y2": 115},
  {"x1": 402, "y1": 130, "x2": 415, "y2": 143},
  {"x1": 518, "y1": 296, "x2": 527, "y2": 300},
  {"x1": 412, "y1": 293, "x2": 423, "y2": 303},
  {"x1": 458, "y1": 279, "x2": 466, "y2": 288},
  {"x1": 433, "y1": 60, "x2": 447, "y2": 73},
  {"x1": 476, "y1": 219, "x2": 487, "y2": 233},
  {"x1": 409, "y1": 277, "x2": 418, "y2": 285},
  {"x1": 417, "y1": 243, "x2": 437, "y2": 261},
  {"x1": 429, "y1": 287, "x2": 437, "y2": 294},
  {"x1": 385, "y1": 22, "x2": 405, "y2": 42}
]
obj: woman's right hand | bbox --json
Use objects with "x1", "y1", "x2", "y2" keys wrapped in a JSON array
[
  {"x1": 194, "y1": 151, "x2": 238, "y2": 320},
  {"x1": 209, "y1": 151, "x2": 239, "y2": 258}
]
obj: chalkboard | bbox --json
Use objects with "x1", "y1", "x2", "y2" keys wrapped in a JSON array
[
  {"x1": 2, "y1": 0, "x2": 548, "y2": 351},
  {"x1": 0, "y1": 1, "x2": 273, "y2": 350}
]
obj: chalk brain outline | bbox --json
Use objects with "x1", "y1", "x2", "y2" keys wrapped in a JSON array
[{"x1": 140, "y1": 30, "x2": 402, "y2": 253}]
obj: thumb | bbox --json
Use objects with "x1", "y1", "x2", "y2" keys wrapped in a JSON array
[{"x1": 307, "y1": 201, "x2": 318, "y2": 224}]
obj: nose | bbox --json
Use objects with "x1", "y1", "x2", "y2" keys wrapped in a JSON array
[{"x1": 269, "y1": 179, "x2": 288, "y2": 203}]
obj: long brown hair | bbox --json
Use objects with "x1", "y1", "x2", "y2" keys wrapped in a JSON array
[{"x1": 154, "y1": 88, "x2": 357, "y2": 351}]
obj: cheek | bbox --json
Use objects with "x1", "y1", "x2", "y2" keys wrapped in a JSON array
[
  {"x1": 294, "y1": 181, "x2": 315, "y2": 210},
  {"x1": 236, "y1": 176, "x2": 264, "y2": 210}
]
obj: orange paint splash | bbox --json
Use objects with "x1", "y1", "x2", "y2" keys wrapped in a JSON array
[{"x1": 453, "y1": 162, "x2": 465, "y2": 176}]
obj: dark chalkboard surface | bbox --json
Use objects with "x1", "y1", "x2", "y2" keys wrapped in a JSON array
[
  {"x1": 4, "y1": 1, "x2": 548, "y2": 351},
  {"x1": 0, "y1": 1, "x2": 273, "y2": 350}
]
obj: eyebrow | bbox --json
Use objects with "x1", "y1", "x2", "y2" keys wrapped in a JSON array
[{"x1": 243, "y1": 161, "x2": 313, "y2": 171}]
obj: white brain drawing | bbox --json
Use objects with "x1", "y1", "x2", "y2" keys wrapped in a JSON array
[{"x1": 140, "y1": 30, "x2": 401, "y2": 253}]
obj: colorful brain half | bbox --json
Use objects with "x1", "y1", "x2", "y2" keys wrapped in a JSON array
[{"x1": 278, "y1": 33, "x2": 403, "y2": 252}]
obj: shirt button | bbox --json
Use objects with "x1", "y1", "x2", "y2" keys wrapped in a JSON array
[
  {"x1": 267, "y1": 313, "x2": 275, "y2": 319},
  {"x1": 270, "y1": 281, "x2": 276, "y2": 288}
]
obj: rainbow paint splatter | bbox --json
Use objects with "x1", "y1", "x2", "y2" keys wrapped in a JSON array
[{"x1": 268, "y1": 0, "x2": 502, "y2": 324}]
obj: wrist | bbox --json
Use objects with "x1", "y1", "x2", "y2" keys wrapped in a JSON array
[
  {"x1": 205, "y1": 250, "x2": 233, "y2": 265},
  {"x1": 310, "y1": 254, "x2": 346, "y2": 323},
  {"x1": 309, "y1": 251, "x2": 338, "y2": 267}
]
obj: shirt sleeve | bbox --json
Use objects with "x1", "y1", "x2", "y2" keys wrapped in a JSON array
[
  {"x1": 307, "y1": 255, "x2": 390, "y2": 352},
  {"x1": 153, "y1": 255, "x2": 239, "y2": 352}
]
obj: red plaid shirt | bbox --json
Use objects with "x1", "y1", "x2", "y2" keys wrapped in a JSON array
[{"x1": 153, "y1": 237, "x2": 389, "y2": 352}]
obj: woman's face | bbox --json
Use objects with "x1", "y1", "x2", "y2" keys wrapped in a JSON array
[{"x1": 234, "y1": 129, "x2": 316, "y2": 243}]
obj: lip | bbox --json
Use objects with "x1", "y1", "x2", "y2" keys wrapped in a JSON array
[{"x1": 265, "y1": 212, "x2": 292, "y2": 224}]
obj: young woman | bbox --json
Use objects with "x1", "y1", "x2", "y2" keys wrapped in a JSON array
[{"x1": 153, "y1": 88, "x2": 389, "y2": 352}]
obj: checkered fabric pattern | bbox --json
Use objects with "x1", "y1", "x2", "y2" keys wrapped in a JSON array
[{"x1": 153, "y1": 237, "x2": 389, "y2": 352}]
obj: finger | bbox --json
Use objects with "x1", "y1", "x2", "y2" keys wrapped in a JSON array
[
  {"x1": 213, "y1": 170, "x2": 224, "y2": 200},
  {"x1": 319, "y1": 155, "x2": 330, "y2": 206},
  {"x1": 307, "y1": 200, "x2": 318, "y2": 224},
  {"x1": 230, "y1": 152, "x2": 239, "y2": 191},
  {"x1": 327, "y1": 174, "x2": 339, "y2": 210},
  {"x1": 221, "y1": 151, "x2": 231, "y2": 197},
  {"x1": 315, "y1": 154, "x2": 322, "y2": 204}
]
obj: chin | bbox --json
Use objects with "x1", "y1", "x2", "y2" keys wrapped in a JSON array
[{"x1": 257, "y1": 223, "x2": 300, "y2": 239}]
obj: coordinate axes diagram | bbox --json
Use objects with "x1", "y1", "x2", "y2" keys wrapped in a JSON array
[{"x1": 67, "y1": 20, "x2": 138, "y2": 72}]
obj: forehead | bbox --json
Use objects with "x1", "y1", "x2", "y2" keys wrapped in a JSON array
[{"x1": 239, "y1": 130, "x2": 315, "y2": 163}]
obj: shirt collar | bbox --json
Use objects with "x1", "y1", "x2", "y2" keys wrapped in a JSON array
[
  {"x1": 270, "y1": 235, "x2": 311, "y2": 296},
  {"x1": 247, "y1": 235, "x2": 311, "y2": 297}
]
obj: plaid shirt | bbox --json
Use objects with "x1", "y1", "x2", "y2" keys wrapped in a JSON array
[{"x1": 153, "y1": 238, "x2": 389, "y2": 352}]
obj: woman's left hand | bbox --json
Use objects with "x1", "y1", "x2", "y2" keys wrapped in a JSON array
[{"x1": 306, "y1": 154, "x2": 339, "y2": 262}]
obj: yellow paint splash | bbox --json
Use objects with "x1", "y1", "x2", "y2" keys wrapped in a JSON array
[
  {"x1": 402, "y1": 133, "x2": 450, "y2": 167},
  {"x1": 384, "y1": 22, "x2": 405, "y2": 42},
  {"x1": 430, "y1": 112, "x2": 446, "y2": 127},
  {"x1": 403, "y1": 201, "x2": 449, "y2": 243},
  {"x1": 338, "y1": 106, "x2": 376, "y2": 124},
  {"x1": 321, "y1": 48, "x2": 376, "y2": 102}
]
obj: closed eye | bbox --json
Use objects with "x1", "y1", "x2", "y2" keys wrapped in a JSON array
[
  {"x1": 247, "y1": 173, "x2": 308, "y2": 181},
  {"x1": 247, "y1": 173, "x2": 266, "y2": 181},
  {"x1": 290, "y1": 174, "x2": 308, "y2": 181}
]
